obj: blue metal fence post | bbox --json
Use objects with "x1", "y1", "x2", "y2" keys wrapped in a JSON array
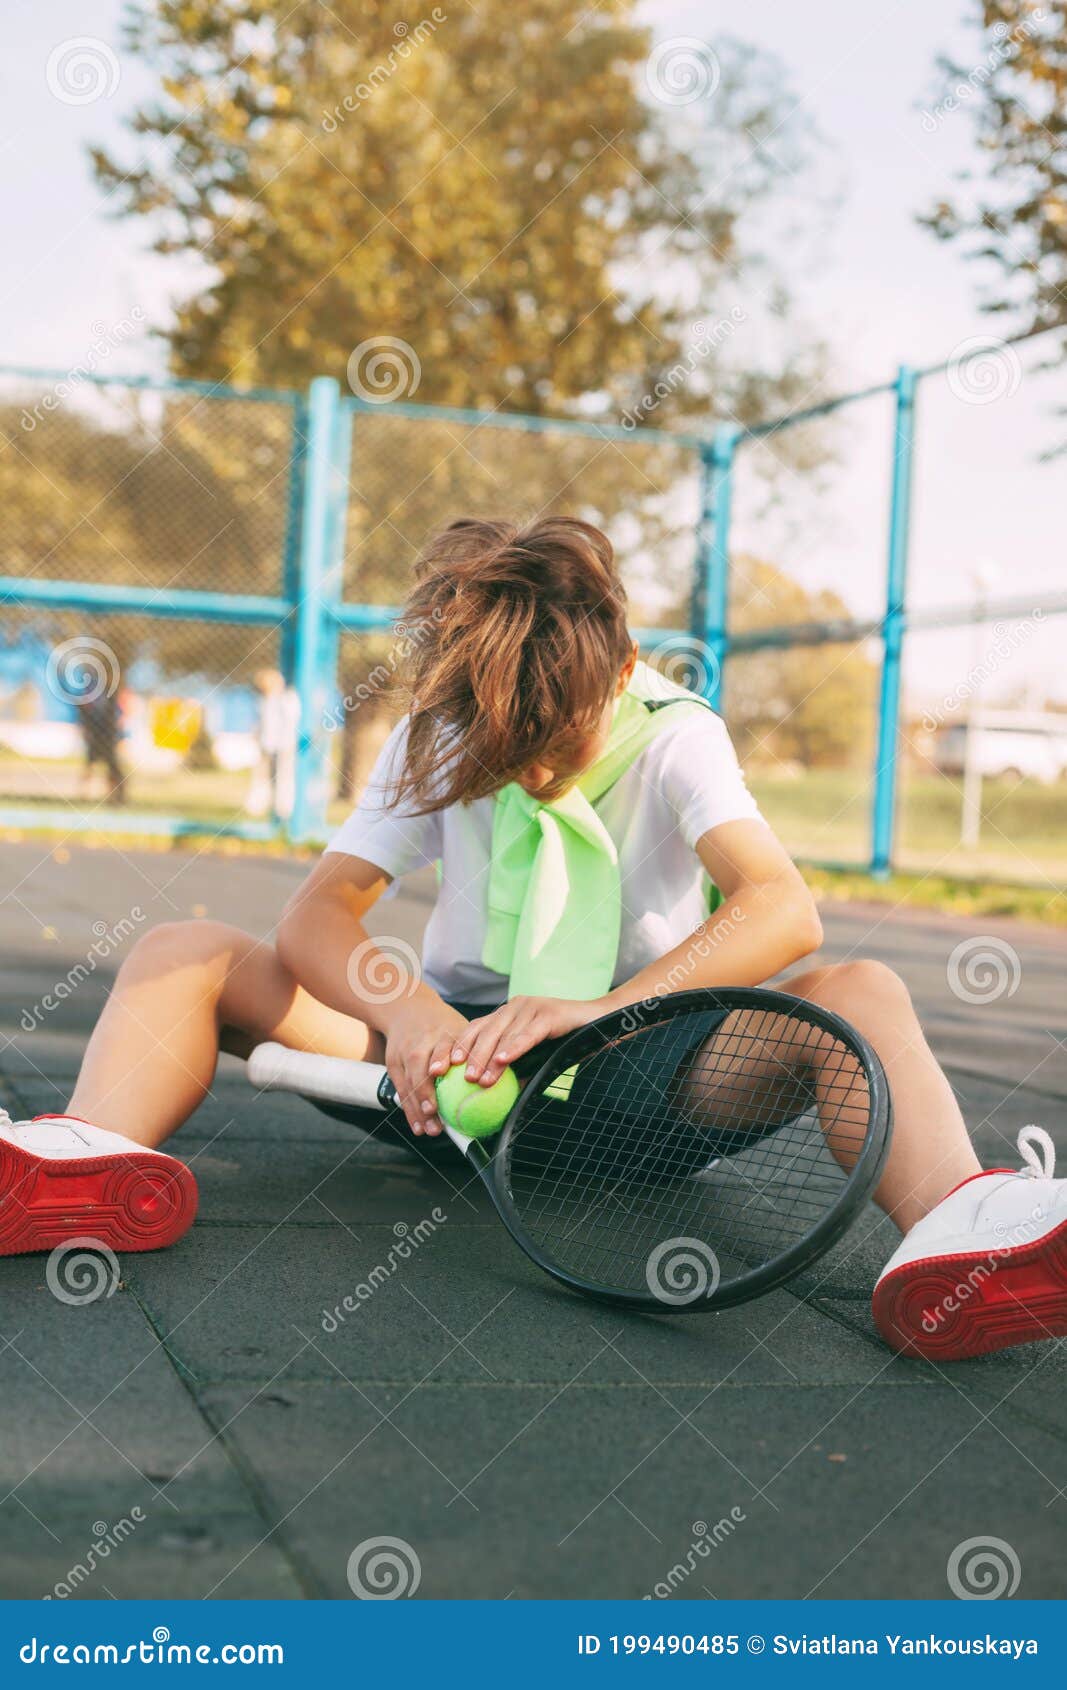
[
  {"x1": 691, "y1": 424, "x2": 739, "y2": 710},
  {"x1": 317, "y1": 399, "x2": 353, "y2": 795},
  {"x1": 279, "y1": 395, "x2": 309, "y2": 688},
  {"x1": 871, "y1": 365, "x2": 917, "y2": 879},
  {"x1": 290, "y1": 377, "x2": 343, "y2": 843}
]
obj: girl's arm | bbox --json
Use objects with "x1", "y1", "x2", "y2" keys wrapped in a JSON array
[
  {"x1": 603, "y1": 818, "x2": 822, "y2": 1008},
  {"x1": 275, "y1": 852, "x2": 466, "y2": 1136},
  {"x1": 451, "y1": 819, "x2": 823, "y2": 1085}
]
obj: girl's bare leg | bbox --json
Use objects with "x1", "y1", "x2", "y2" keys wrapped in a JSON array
[
  {"x1": 786, "y1": 960, "x2": 981, "y2": 1233},
  {"x1": 680, "y1": 960, "x2": 981, "y2": 1235},
  {"x1": 68, "y1": 921, "x2": 381, "y2": 1148}
]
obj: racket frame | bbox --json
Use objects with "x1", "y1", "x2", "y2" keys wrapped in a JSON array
[
  {"x1": 486, "y1": 987, "x2": 892, "y2": 1312},
  {"x1": 246, "y1": 985, "x2": 892, "y2": 1314}
]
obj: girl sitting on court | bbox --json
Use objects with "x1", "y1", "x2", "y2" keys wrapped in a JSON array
[{"x1": 2, "y1": 517, "x2": 1064, "y2": 1360}]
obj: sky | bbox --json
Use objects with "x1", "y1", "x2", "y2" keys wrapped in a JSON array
[
  {"x1": 663, "y1": 0, "x2": 989, "y2": 371},
  {"x1": 1, "y1": 0, "x2": 1064, "y2": 702}
]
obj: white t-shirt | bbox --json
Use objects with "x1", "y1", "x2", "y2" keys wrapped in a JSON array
[{"x1": 326, "y1": 709, "x2": 762, "y2": 1006}]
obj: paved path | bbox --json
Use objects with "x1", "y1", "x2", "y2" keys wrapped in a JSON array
[{"x1": 1, "y1": 841, "x2": 1065, "y2": 1600}]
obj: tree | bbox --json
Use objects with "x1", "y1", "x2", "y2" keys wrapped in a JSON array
[
  {"x1": 0, "y1": 392, "x2": 294, "y2": 685},
  {"x1": 722, "y1": 556, "x2": 878, "y2": 769},
  {"x1": 92, "y1": 0, "x2": 824, "y2": 426},
  {"x1": 924, "y1": 2, "x2": 1067, "y2": 340}
]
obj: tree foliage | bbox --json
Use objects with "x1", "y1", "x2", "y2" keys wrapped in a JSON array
[
  {"x1": 924, "y1": 1, "x2": 1067, "y2": 342},
  {"x1": 725, "y1": 556, "x2": 878, "y2": 769},
  {"x1": 93, "y1": 0, "x2": 823, "y2": 425},
  {"x1": 0, "y1": 391, "x2": 295, "y2": 681}
]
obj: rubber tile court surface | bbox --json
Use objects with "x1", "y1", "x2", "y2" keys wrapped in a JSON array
[{"x1": 0, "y1": 842, "x2": 1065, "y2": 1600}]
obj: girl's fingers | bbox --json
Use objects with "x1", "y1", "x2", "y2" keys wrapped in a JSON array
[
  {"x1": 450, "y1": 1001, "x2": 567, "y2": 1083},
  {"x1": 394, "y1": 1056, "x2": 431, "y2": 1135},
  {"x1": 448, "y1": 1029, "x2": 476, "y2": 1065},
  {"x1": 473, "y1": 1014, "x2": 547, "y2": 1083},
  {"x1": 387, "y1": 1014, "x2": 470, "y2": 1137},
  {"x1": 479, "y1": 1030, "x2": 526, "y2": 1082},
  {"x1": 451, "y1": 1012, "x2": 499, "y2": 1074},
  {"x1": 394, "y1": 1068, "x2": 423, "y2": 1134},
  {"x1": 462, "y1": 1013, "x2": 514, "y2": 1080},
  {"x1": 487, "y1": 1013, "x2": 544, "y2": 1069},
  {"x1": 421, "y1": 1036, "x2": 454, "y2": 1134},
  {"x1": 450, "y1": 1009, "x2": 511, "y2": 1069},
  {"x1": 427, "y1": 1035, "x2": 455, "y2": 1077},
  {"x1": 410, "y1": 1050, "x2": 443, "y2": 1132},
  {"x1": 406, "y1": 1074, "x2": 428, "y2": 1135}
]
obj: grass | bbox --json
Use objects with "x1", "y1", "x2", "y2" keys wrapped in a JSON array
[
  {"x1": 749, "y1": 768, "x2": 1067, "y2": 880},
  {"x1": 0, "y1": 755, "x2": 250, "y2": 823},
  {"x1": 802, "y1": 867, "x2": 1067, "y2": 928}
]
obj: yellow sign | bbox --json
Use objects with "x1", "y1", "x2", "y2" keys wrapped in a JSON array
[{"x1": 150, "y1": 698, "x2": 202, "y2": 752}]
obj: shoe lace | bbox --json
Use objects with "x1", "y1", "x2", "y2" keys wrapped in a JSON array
[{"x1": 1017, "y1": 1125, "x2": 1055, "y2": 1179}]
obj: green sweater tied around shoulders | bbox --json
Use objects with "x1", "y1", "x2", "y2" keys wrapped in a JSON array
[{"x1": 482, "y1": 660, "x2": 719, "y2": 1000}]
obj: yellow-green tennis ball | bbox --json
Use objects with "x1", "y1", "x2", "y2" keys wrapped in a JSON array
[{"x1": 435, "y1": 1064, "x2": 520, "y2": 1138}]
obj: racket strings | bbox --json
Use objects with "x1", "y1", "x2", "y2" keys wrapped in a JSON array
[{"x1": 500, "y1": 1006, "x2": 875, "y2": 1293}]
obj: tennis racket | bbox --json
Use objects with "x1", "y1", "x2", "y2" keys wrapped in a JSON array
[{"x1": 247, "y1": 987, "x2": 891, "y2": 1313}]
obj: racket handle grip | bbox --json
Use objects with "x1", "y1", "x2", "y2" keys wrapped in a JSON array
[
  {"x1": 245, "y1": 1042, "x2": 474, "y2": 1156},
  {"x1": 246, "y1": 1042, "x2": 392, "y2": 1112}
]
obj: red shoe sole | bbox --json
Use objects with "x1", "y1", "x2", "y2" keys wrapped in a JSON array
[
  {"x1": 0, "y1": 1137, "x2": 198, "y2": 1257},
  {"x1": 873, "y1": 1217, "x2": 1067, "y2": 1361}
]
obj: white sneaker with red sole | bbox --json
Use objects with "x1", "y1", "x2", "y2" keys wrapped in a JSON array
[
  {"x1": 873, "y1": 1126, "x2": 1067, "y2": 1361},
  {"x1": 0, "y1": 1111, "x2": 198, "y2": 1257}
]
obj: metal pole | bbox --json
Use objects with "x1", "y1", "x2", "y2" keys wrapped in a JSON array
[
  {"x1": 960, "y1": 696, "x2": 984, "y2": 848},
  {"x1": 960, "y1": 565, "x2": 1000, "y2": 848},
  {"x1": 693, "y1": 424, "x2": 739, "y2": 710},
  {"x1": 279, "y1": 395, "x2": 309, "y2": 685},
  {"x1": 0, "y1": 577, "x2": 291, "y2": 622},
  {"x1": 317, "y1": 401, "x2": 353, "y2": 817},
  {"x1": 871, "y1": 366, "x2": 917, "y2": 879},
  {"x1": 290, "y1": 377, "x2": 342, "y2": 843}
]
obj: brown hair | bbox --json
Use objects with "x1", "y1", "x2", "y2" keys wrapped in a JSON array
[{"x1": 390, "y1": 517, "x2": 632, "y2": 814}]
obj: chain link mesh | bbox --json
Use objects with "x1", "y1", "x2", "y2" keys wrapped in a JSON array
[
  {"x1": 0, "y1": 373, "x2": 300, "y2": 829},
  {"x1": 343, "y1": 409, "x2": 702, "y2": 627},
  {"x1": 4, "y1": 365, "x2": 1063, "y2": 882}
]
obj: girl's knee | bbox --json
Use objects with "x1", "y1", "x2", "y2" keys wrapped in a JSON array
[
  {"x1": 810, "y1": 959, "x2": 912, "y2": 1016},
  {"x1": 127, "y1": 919, "x2": 254, "y2": 975}
]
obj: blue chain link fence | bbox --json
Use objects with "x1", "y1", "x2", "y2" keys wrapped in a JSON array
[{"x1": 2, "y1": 344, "x2": 1065, "y2": 884}]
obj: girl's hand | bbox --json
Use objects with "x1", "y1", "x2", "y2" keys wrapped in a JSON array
[
  {"x1": 450, "y1": 997, "x2": 606, "y2": 1088},
  {"x1": 384, "y1": 994, "x2": 470, "y2": 1136}
]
